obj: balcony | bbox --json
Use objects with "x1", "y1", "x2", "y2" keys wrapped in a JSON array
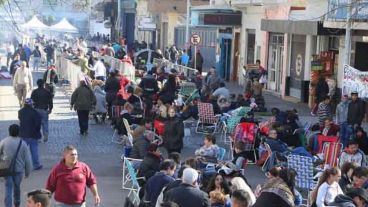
[{"x1": 231, "y1": 0, "x2": 288, "y2": 7}]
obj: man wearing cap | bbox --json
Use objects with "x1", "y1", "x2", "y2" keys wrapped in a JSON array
[
  {"x1": 330, "y1": 188, "x2": 368, "y2": 207},
  {"x1": 18, "y1": 98, "x2": 43, "y2": 170},
  {"x1": 165, "y1": 168, "x2": 210, "y2": 207},
  {"x1": 13, "y1": 61, "x2": 33, "y2": 107},
  {"x1": 31, "y1": 79, "x2": 53, "y2": 143},
  {"x1": 347, "y1": 92, "x2": 366, "y2": 131}
]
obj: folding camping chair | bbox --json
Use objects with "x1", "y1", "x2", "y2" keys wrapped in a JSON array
[
  {"x1": 287, "y1": 154, "x2": 316, "y2": 206},
  {"x1": 111, "y1": 105, "x2": 124, "y2": 144},
  {"x1": 179, "y1": 82, "x2": 197, "y2": 98},
  {"x1": 220, "y1": 116, "x2": 242, "y2": 144},
  {"x1": 232, "y1": 122, "x2": 258, "y2": 164},
  {"x1": 316, "y1": 135, "x2": 339, "y2": 153},
  {"x1": 261, "y1": 143, "x2": 272, "y2": 172},
  {"x1": 122, "y1": 158, "x2": 144, "y2": 205},
  {"x1": 217, "y1": 147, "x2": 226, "y2": 161},
  {"x1": 196, "y1": 102, "x2": 221, "y2": 133},
  {"x1": 322, "y1": 142, "x2": 343, "y2": 168}
]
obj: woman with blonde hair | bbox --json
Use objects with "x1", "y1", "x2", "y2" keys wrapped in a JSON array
[
  {"x1": 311, "y1": 167, "x2": 343, "y2": 207},
  {"x1": 231, "y1": 177, "x2": 256, "y2": 206}
]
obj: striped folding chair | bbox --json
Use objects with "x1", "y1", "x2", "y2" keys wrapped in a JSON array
[
  {"x1": 287, "y1": 154, "x2": 316, "y2": 206},
  {"x1": 179, "y1": 82, "x2": 197, "y2": 98},
  {"x1": 220, "y1": 116, "x2": 242, "y2": 144},
  {"x1": 196, "y1": 102, "x2": 220, "y2": 133},
  {"x1": 322, "y1": 142, "x2": 343, "y2": 168},
  {"x1": 232, "y1": 122, "x2": 258, "y2": 164}
]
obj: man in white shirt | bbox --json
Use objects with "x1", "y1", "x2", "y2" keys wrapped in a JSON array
[
  {"x1": 92, "y1": 58, "x2": 106, "y2": 81},
  {"x1": 13, "y1": 61, "x2": 33, "y2": 107}
]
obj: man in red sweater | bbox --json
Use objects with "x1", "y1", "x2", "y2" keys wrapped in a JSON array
[{"x1": 46, "y1": 145, "x2": 101, "y2": 206}]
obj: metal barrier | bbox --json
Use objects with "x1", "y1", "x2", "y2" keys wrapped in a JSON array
[
  {"x1": 55, "y1": 55, "x2": 83, "y2": 92},
  {"x1": 153, "y1": 58, "x2": 197, "y2": 77},
  {"x1": 56, "y1": 52, "x2": 136, "y2": 92}
]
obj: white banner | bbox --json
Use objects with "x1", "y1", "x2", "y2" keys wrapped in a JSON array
[{"x1": 343, "y1": 64, "x2": 368, "y2": 98}]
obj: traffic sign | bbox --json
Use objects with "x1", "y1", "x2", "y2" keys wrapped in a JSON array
[{"x1": 190, "y1": 33, "x2": 201, "y2": 45}]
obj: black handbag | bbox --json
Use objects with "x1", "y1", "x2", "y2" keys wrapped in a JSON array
[{"x1": 0, "y1": 140, "x2": 22, "y2": 177}]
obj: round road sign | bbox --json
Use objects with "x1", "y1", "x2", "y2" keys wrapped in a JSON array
[{"x1": 190, "y1": 33, "x2": 201, "y2": 45}]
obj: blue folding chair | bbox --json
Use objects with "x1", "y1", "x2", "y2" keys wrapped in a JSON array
[
  {"x1": 287, "y1": 154, "x2": 316, "y2": 206},
  {"x1": 217, "y1": 147, "x2": 226, "y2": 161},
  {"x1": 122, "y1": 158, "x2": 144, "y2": 205}
]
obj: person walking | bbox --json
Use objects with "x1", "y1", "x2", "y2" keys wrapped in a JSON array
[
  {"x1": 13, "y1": 61, "x2": 33, "y2": 107},
  {"x1": 46, "y1": 145, "x2": 101, "y2": 207},
  {"x1": 18, "y1": 98, "x2": 43, "y2": 170},
  {"x1": 44, "y1": 43, "x2": 55, "y2": 68},
  {"x1": 42, "y1": 65, "x2": 58, "y2": 97},
  {"x1": 26, "y1": 189, "x2": 52, "y2": 207},
  {"x1": 0, "y1": 124, "x2": 32, "y2": 207},
  {"x1": 9, "y1": 54, "x2": 21, "y2": 76},
  {"x1": 70, "y1": 79, "x2": 96, "y2": 135},
  {"x1": 31, "y1": 79, "x2": 53, "y2": 142},
  {"x1": 31, "y1": 45, "x2": 42, "y2": 71}
]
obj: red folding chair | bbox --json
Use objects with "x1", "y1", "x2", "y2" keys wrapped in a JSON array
[
  {"x1": 316, "y1": 135, "x2": 339, "y2": 153},
  {"x1": 232, "y1": 122, "x2": 258, "y2": 163},
  {"x1": 322, "y1": 142, "x2": 343, "y2": 168}
]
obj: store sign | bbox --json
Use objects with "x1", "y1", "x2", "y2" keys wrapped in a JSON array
[
  {"x1": 203, "y1": 13, "x2": 242, "y2": 26},
  {"x1": 328, "y1": 0, "x2": 368, "y2": 20},
  {"x1": 343, "y1": 64, "x2": 368, "y2": 98}
]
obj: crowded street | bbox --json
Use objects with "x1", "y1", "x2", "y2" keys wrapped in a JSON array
[{"x1": 2, "y1": 0, "x2": 368, "y2": 207}]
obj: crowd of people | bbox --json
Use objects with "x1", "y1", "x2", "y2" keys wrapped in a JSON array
[{"x1": 2, "y1": 35, "x2": 368, "y2": 207}]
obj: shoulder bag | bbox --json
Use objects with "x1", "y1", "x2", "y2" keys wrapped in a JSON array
[{"x1": 0, "y1": 140, "x2": 22, "y2": 177}]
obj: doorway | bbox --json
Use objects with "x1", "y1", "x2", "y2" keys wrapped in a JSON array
[
  {"x1": 219, "y1": 38, "x2": 232, "y2": 81},
  {"x1": 355, "y1": 42, "x2": 368, "y2": 71},
  {"x1": 267, "y1": 34, "x2": 284, "y2": 92}
]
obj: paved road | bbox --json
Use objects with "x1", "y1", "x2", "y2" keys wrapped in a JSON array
[{"x1": 0, "y1": 71, "x2": 312, "y2": 206}]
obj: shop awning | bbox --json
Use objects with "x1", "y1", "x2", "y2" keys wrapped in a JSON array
[{"x1": 261, "y1": 19, "x2": 318, "y2": 35}]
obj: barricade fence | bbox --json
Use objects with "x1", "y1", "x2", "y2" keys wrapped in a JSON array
[
  {"x1": 56, "y1": 52, "x2": 135, "y2": 92},
  {"x1": 153, "y1": 58, "x2": 197, "y2": 78}
]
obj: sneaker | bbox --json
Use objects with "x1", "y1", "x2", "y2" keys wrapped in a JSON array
[{"x1": 34, "y1": 165, "x2": 43, "y2": 171}]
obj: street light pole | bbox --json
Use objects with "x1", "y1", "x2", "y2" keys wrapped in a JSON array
[
  {"x1": 344, "y1": 0, "x2": 352, "y2": 66},
  {"x1": 117, "y1": 0, "x2": 121, "y2": 39},
  {"x1": 185, "y1": 0, "x2": 190, "y2": 49}
]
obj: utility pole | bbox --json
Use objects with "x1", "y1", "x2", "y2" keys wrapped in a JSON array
[
  {"x1": 185, "y1": 0, "x2": 190, "y2": 49},
  {"x1": 117, "y1": 0, "x2": 121, "y2": 39},
  {"x1": 344, "y1": 0, "x2": 352, "y2": 66}
]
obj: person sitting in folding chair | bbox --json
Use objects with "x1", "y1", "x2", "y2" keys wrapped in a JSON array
[
  {"x1": 195, "y1": 134, "x2": 219, "y2": 163},
  {"x1": 339, "y1": 140, "x2": 366, "y2": 167}
]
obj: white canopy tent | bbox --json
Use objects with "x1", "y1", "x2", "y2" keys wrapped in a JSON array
[
  {"x1": 50, "y1": 18, "x2": 78, "y2": 33},
  {"x1": 21, "y1": 16, "x2": 49, "y2": 30}
]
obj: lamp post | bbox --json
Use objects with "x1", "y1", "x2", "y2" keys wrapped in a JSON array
[
  {"x1": 185, "y1": 0, "x2": 190, "y2": 49},
  {"x1": 344, "y1": 0, "x2": 352, "y2": 66}
]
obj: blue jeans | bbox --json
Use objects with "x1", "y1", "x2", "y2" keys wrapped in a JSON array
[
  {"x1": 36, "y1": 109, "x2": 49, "y2": 136},
  {"x1": 22, "y1": 138, "x2": 41, "y2": 169},
  {"x1": 339, "y1": 122, "x2": 350, "y2": 148},
  {"x1": 54, "y1": 202, "x2": 86, "y2": 207},
  {"x1": 4, "y1": 172, "x2": 23, "y2": 207}
]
